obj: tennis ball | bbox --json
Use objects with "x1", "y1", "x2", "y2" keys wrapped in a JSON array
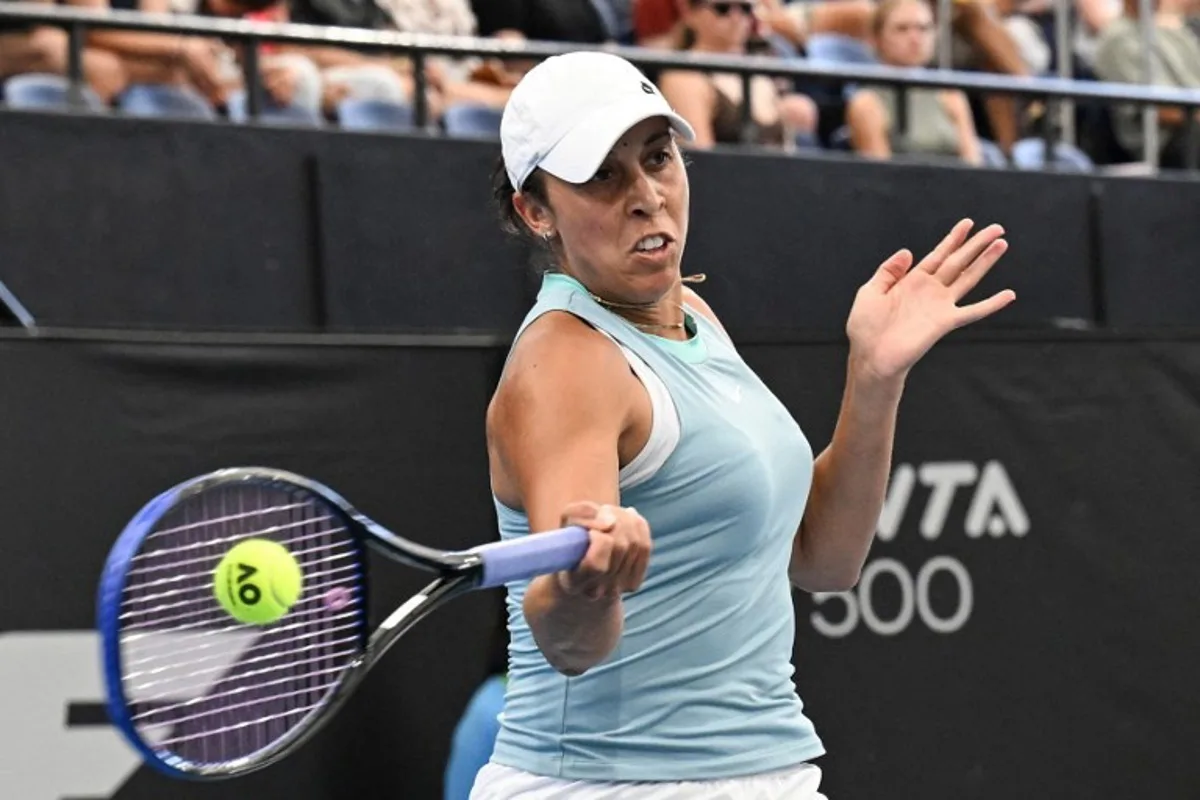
[{"x1": 212, "y1": 538, "x2": 303, "y2": 626}]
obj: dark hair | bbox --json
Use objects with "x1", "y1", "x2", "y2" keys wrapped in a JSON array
[{"x1": 490, "y1": 156, "x2": 554, "y2": 249}]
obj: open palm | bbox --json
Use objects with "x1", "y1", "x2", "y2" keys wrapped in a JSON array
[{"x1": 847, "y1": 219, "x2": 1016, "y2": 381}]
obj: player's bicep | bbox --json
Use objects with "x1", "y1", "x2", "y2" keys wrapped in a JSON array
[
  {"x1": 512, "y1": 411, "x2": 621, "y2": 535},
  {"x1": 489, "y1": 318, "x2": 629, "y2": 535}
]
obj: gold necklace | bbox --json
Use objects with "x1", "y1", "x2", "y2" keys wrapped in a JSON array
[
  {"x1": 588, "y1": 293, "x2": 686, "y2": 331},
  {"x1": 586, "y1": 273, "x2": 707, "y2": 333}
]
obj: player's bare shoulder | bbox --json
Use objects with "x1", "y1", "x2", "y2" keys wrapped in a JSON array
[
  {"x1": 486, "y1": 311, "x2": 637, "y2": 509},
  {"x1": 487, "y1": 311, "x2": 634, "y2": 441}
]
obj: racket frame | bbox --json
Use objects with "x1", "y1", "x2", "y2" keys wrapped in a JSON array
[{"x1": 97, "y1": 467, "x2": 484, "y2": 780}]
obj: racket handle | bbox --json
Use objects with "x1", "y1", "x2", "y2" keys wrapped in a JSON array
[{"x1": 471, "y1": 526, "x2": 590, "y2": 589}]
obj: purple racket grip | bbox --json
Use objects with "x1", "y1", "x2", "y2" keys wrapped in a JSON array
[{"x1": 471, "y1": 526, "x2": 590, "y2": 589}]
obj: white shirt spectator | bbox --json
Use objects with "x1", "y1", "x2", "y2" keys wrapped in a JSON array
[{"x1": 377, "y1": 0, "x2": 477, "y2": 37}]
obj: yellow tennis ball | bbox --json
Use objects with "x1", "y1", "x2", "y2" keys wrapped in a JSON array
[{"x1": 212, "y1": 538, "x2": 303, "y2": 626}]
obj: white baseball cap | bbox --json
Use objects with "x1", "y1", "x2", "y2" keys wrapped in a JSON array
[{"x1": 500, "y1": 50, "x2": 697, "y2": 191}]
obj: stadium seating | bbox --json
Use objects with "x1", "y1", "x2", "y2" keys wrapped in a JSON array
[
  {"x1": 226, "y1": 90, "x2": 323, "y2": 127},
  {"x1": 2, "y1": 73, "x2": 105, "y2": 112},
  {"x1": 1011, "y1": 137, "x2": 1095, "y2": 171},
  {"x1": 336, "y1": 98, "x2": 415, "y2": 132},
  {"x1": 117, "y1": 84, "x2": 216, "y2": 121},
  {"x1": 443, "y1": 102, "x2": 503, "y2": 139}
]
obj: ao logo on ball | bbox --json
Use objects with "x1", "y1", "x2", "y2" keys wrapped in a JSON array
[{"x1": 212, "y1": 539, "x2": 304, "y2": 626}]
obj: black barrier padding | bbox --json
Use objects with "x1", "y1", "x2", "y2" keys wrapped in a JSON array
[
  {"x1": 1, "y1": 332, "x2": 1199, "y2": 798},
  {"x1": 746, "y1": 337, "x2": 1200, "y2": 798},
  {"x1": 684, "y1": 150, "x2": 1098, "y2": 334},
  {"x1": 1095, "y1": 173, "x2": 1200, "y2": 327},
  {"x1": 0, "y1": 336, "x2": 505, "y2": 799},
  {"x1": 315, "y1": 135, "x2": 539, "y2": 333},
  {"x1": 317, "y1": 141, "x2": 1099, "y2": 335},
  {"x1": 0, "y1": 112, "x2": 319, "y2": 330},
  {"x1": 0, "y1": 111, "x2": 1120, "y2": 334}
]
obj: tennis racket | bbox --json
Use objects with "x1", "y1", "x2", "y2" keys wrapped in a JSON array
[{"x1": 96, "y1": 466, "x2": 588, "y2": 780}]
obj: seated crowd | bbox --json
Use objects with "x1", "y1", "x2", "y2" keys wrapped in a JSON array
[{"x1": 0, "y1": 0, "x2": 1197, "y2": 169}]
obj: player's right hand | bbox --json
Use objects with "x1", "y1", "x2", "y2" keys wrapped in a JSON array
[{"x1": 556, "y1": 501, "x2": 651, "y2": 601}]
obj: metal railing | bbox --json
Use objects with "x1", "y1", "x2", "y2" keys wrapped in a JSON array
[{"x1": 0, "y1": 1, "x2": 1197, "y2": 169}]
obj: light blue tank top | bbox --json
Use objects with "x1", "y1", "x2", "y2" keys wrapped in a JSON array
[{"x1": 491, "y1": 272, "x2": 825, "y2": 782}]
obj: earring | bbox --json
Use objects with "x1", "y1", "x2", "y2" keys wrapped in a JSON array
[{"x1": 542, "y1": 231, "x2": 554, "y2": 241}]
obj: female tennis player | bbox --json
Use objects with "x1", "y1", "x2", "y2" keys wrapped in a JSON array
[{"x1": 473, "y1": 50, "x2": 1014, "y2": 799}]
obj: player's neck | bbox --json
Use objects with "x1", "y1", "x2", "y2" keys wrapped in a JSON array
[{"x1": 588, "y1": 284, "x2": 691, "y2": 340}]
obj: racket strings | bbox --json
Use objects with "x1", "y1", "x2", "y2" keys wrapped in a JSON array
[
  {"x1": 118, "y1": 483, "x2": 367, "y2": 767},
  {"x1": 120, "y1": 559, "x2": 362, "y2": 625},
  {"x1": 153, "y1": 702, "x2": 326, "y2": 749},
  {"x1": 119, "y1": 594, "x2": 363, "y2": 655},
  {"x1": 121, "y1": 605, "x2": 363, "y2": 670},
  {"x1": 125, "y1": 549, "x2": 357, "y2": 605},
  {"x1": 128, "y1": 514, "x2": 339, "y2": 571},
  {"x1": 143, "y1": 501, "x2": 316, "y2": 541},
  {"x1": 133, "y1": 655, "x2": 357, "y2": 725},
  {"x1": 124, "y1": 622, "x2": 364, "y2": 695}
]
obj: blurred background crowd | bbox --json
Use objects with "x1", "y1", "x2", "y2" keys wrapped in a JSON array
[
  {"x1": 2, "y1": 0, "x2": 1198, "y2": 170},
  {"x1": 1, "y1": 3, "x2": 1197, "y2": 800}
]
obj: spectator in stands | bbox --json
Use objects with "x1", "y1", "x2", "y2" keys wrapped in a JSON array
[
  {"x1": 993, "y1": 0, "x2": 1119, "y2": 78},
  {"x1": 471, "y1": 0, "x2": 630, "y2": 44},
  {"x1": 380, "y1": 0, "x2": 515, "y2": 112},
  {"x1": 759, "y1": 0, "x2": 1033, "y2": 154},
  {"x1": 199, "y1": 0, "x2": 437, "y2": 119},
  {"x1": 636, "y1": 0, "x2": 875, "y2": 55},
  {"x1": 0, "y1": 0, "x2": 129, "y2": 102},
  {"x1": 459, "y1": 0, "x2": 632, "y2": 115},
  {"x1": 940, "y1": 0, "x2": 1033, "y2": 153},
  {"x1": 632, "y1": 0, "x2": 686, "y2": 47},
  {"x1": 1093, "y1": 0, "x2": 1200, "y2": 167},
  {"x1": 1073, "y1": 0, "x2": 1121, "y2": 72},
  {"x1": 845, "y1": 0, "x2": 986, "y2": 164},
  {"x1": 757, "y1": 0, "x2": 876, "y2": 56},
  {"x1": 88, "y1": 0, "x2": 230, "y2": 106},
  {"x1": 657, "y1": 0, "x2": 820, "y2": 149}
]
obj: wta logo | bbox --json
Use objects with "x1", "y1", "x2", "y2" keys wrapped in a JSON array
[
  {"x1": 876, "y1": 461, "x2": 1029, "y2": 542},
  {"x1": 809, "y1": 460, "x2": 1029, "y2": 638}
]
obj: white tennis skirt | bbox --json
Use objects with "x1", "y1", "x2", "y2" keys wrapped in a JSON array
[{"x1": 468, "y1": 761, "x2": 827, "y2": 800}]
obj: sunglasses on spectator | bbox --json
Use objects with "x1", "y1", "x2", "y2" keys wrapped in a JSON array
[{"x1": 704, "y1": 1, "x2": 755, "y2": 16}]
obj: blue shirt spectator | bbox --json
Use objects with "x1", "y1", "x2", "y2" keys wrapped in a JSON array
[{"x1": 443, "y1": 674, "x2": 506, "y2": 800}]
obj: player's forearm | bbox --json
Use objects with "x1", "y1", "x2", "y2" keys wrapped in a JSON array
[
  {"x1": 523, "y1": 574, "x2": 624, "y2": 677},
  {"x1": 790, "y1": 357, "x2": 903, "y2": 592}
]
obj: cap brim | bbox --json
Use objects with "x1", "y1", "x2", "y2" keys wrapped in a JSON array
[{"x1": 537, "y1": 95, "x2": 697, "y2": 185}]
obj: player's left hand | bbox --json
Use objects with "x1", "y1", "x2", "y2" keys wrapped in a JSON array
[{"x1": 846, "y1": 218, "x2": 1015, "y2": 383}]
